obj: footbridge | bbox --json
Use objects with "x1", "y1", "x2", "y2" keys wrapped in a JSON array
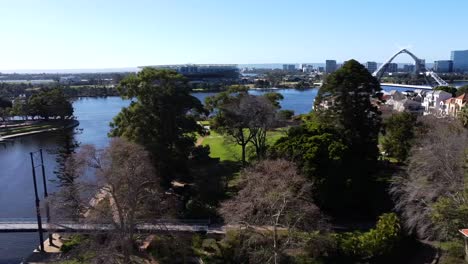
[
  {"x1": 0, "y1": 218, "x2": 224, "y2": 234},
  {"x1": 372, "y1": 48, "x2": 449, "y2": 87}
]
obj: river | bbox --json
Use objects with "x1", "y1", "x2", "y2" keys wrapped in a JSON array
[{"x1": 1, "y1": 84, "x2": 467, "y2": 263}]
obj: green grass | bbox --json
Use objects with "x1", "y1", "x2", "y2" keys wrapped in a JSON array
[
  {"x1": 201, "y1": 128, "x2": 287, "y2": 162},
  {"x1": 202, "y1": 131, "x2": 241, "y2": 161}
]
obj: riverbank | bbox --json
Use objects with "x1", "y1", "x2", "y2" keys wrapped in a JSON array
[{"x1": 0, "y1": 119, "x2": 79, "y2": 141}]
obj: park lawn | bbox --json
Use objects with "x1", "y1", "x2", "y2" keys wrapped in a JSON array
[{"x1": 202, "y1": 128, "x2": 288, "y2": 162}]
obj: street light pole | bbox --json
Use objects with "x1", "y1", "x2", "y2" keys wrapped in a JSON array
[
  {"x1": 30, "y1": 152, "x2": 44, "y2": 252},
  {"x1": 39, "y1": 149, "x2": 53, "y2": 246}
]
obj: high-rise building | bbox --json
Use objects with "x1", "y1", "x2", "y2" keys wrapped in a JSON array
[
  {"x1": 282, "y1": 64, "x2": 296, "y2": 71},
  {"x1": 433, "y1": 60, "x2": 453, "y2": 73},
  {"x1": 386, "y1": 63, "x2": 398, "y2": 73},
  {"x1": 365, "y1": 61, "x2": 377, "y2": 73},
  {"x1": 325, "y1": 60, "x2": 337, "y2": 74},
  {"x1": 402, "y1": 64, "x2": 415, "y2": 73},
  {"x1": 451, "y1": 50, "x2": 468, "y2": 72}
]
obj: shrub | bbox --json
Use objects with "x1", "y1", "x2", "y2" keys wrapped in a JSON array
[
  {"x1": 336, "y1": 213, "x2": 401, "y2": 260},
  {"x1": 61, "y1": 235, "x2": 86, "y2": 253}
]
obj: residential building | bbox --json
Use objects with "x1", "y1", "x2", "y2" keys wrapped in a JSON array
[
  {"x1": 365, "y1": 61, "x2": 377, "y2": 73},
  {"x1": 441, "y1": 93, "x2": 467, "y2": 117},
  {"x1": 283, "y1": 64, "x2": 296, "y2": 71},
  {"x1": 421, "y1": 90, "x2": 452, "y2": 116},
  {"x1": 325, "y1": 60, "x2": 337, "y2": 74},
  {"x1": 384, "y1": 90, "x2": 423, "y2": 114},
  {"x1": 433, "y1": 60, "x2": 453, "y2": 73},
  {"x1": 451, "y1": 50, "x2": 468, "y2": 72}
]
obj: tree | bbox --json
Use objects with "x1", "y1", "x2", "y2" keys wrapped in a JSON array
[
  {"x1": 263, "y1": 92, "x2": 284, "y2": 109},
  {"x1": 271, "y1": 115, "x2": 348, "y2": 211},
  {"x1": 381, "y1": 112, "x2": 418, "y2": 162},
  {"x1": 27, "y1": 89, "x2": 73, "y2": 120},
  {"x1": 434, "y1": 85, "x2": 457, "y2": 96},
  {"x1": 458, "y1": 105, "x2": 468, "y2": 127},
  {"x1": 390, "y1": 117, "x2": 467, "y2": 240},
  {"x1": 207, "y1": 87, "x2": 278, "y2": 164},
  {"x1": 0, "y1": 98, "x2": 12, "y2": 125},
  {"x1": 220, "y1": 159, "x2": 326, "y2": 264},
  {"x1": 456, "y1": 85, "x2": 468, "y2": 96},
  {"x1": 109, "y1": 68, "x2": 204, "y2": 186},
  {"x1": 313, "y1": 60, "x2": 382, "y2": 211},
  {"x1": 52, "y1": 138, "x2": 164, "y2": 263}
]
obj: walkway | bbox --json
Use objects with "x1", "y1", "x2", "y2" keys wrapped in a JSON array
[{"x1": 0, "y1": 219, "x2": 223, "y2": 234}]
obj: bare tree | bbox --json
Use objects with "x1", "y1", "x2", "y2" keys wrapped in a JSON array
[
  {"x1": 390, "y1": 117, "x2": 467, "y2": 240},
  {"x1": 220, "y1": 159, "x2": 326, "y2": 264},
  {"x1": 51, "y1": 138, "x2": 163, "y2": 263},
  {"x1": 248, "y1": 96, "x2": 277, "y2": 160}
]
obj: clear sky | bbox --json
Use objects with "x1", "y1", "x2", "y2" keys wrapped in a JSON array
[{"x1": 1, "y1": 0, "x2": 467, "y2": 71}]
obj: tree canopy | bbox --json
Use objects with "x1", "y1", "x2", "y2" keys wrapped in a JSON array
[{"x1": 109, "y1": 68, "x2": 204, "y2": 186}]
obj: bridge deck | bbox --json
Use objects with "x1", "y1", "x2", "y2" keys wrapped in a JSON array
[{"x1": 0, "y1": 220, "x2": 225, "y2": 234}]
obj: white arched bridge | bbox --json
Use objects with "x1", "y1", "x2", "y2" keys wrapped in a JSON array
[{"x1": 372, "y1": 48, "x2": 448, "y2": 87}]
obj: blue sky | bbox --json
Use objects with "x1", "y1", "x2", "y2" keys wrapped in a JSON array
[{"x1": 0, "y1": 0, "x2": 467, "y2": 70}]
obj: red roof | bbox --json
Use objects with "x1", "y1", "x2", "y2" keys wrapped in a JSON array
[
  {"x1": 455, "y1": 93, "x2": 468, "y2": 101},
  {"x1": 459, "y1": 229, "x2": 468, "y2": 237}
]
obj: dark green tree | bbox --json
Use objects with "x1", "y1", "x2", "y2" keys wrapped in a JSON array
[
  {"x1": 263, "y1": 92, "x2": 284, "y2": 109},
  {"x1": 381, "y1": 112, "x2": 417, "y2": 163},
  {"x1": 456, "y1": 85, "x2": 468, "y2": 96},
  {"x1": 283, "y1": 60, "x2": 383, "y2": 213},
  {"x1": 434, "y1": 85, "x2": 457, "y2": 96},
  {"x1": 27, "y1": 89, "x2": 73, "y2": 119},
  {"x1": 271, "y1": 116, "x2": 348, "y2": 210},
  {"x1": 109, "y1": 68, "x2": 204, "y2": 186}
]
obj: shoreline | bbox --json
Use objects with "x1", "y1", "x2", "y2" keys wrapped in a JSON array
[{"x1": 0, "y1": 120, "x2": 79, "y2": 141}]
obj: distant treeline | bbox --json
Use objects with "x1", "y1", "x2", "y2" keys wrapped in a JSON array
[{"x1": 0, "y1": 82, "x2": 120, "y2": 98}]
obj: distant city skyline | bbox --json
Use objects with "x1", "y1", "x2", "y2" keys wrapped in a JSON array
[{"x1": 1, "y1": 0, "x2": 467, "y2": 71}]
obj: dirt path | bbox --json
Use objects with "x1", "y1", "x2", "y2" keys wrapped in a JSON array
[{"x1": 196, "y1": 137, "x2": 204, "y2": 146}]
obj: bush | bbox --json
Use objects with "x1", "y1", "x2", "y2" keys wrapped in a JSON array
[
  {"x1": 61, "y1": 235, "x2": 86, "y2": 253},
  {"x1": 440, "y1": 240, "x2": 465, "y2": 259},
  {"x1": 336, "y1": 213, "x2": 401, "y2": 260},
  {"x1": 277, "y1": 109, "x2": 295, "y2": 120}
]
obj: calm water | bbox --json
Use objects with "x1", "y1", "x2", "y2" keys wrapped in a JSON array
[{"x1": 0, "y1": 84, "x2": 466, "y2": 263}]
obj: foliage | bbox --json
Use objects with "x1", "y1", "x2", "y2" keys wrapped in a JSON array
[
  {"x1": 458, "y1": 105, "x2": 468, "y2": 127},
  {"x1": 311, "y1": 60, "x2": 382, "y2": 213},
  {"x1": 53, "y1": 138, "x2": 166, "y2": 263},
  {"x1": 11, "y1": 88, "x2": 74, "y2": 120},
  {"x1": 336, "y1": 213, "x2": 401, "y2": 260},
  {"x1": 263, "y1": 92, "x2": 284, "y2": 109},
  {"x1": 391, "y1": 117, "x2": 467, "y2": 240},
  {"x1": 110, "y1": 68, "x2": 204, "y2": 186},
  {"x1": 277, "y1": 109, "x2": 294, "y2": 121},
  {"x1": 438, "y1": 240, "x2": 466, "y2": 264},
  {"x1": 381, "y1": 112, "x2": 418, "y2": 162},
  {"x1": 220, "y1": 159, "x2": 326, "y2": 264},
  {"x1": 434, "y1": 85, "x2": 458, "y2": 96},
  {"x1": 271, "y1": 117, "x2": 348, "y2": 211},
  {"x1": 431, "y1": 192, "x2": 468, "y2": 240},
  {"x1": 207, "y1": 86, "x2": 279, "y2": 163},
  {"x1": 61, "y1": 235, "x2": 87, "y2": 253},
  {"x1": 456, "y1": 85, "x2": 468, "y2": 96}
]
